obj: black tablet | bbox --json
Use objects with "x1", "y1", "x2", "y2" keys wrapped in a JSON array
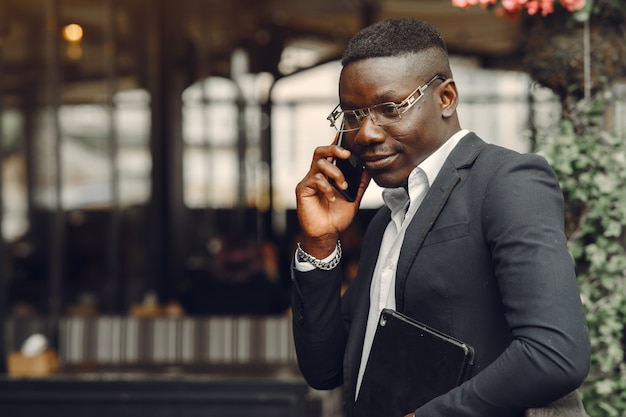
[{"x1": 354, "y1": 309, "x2": 475, "y2": 417}]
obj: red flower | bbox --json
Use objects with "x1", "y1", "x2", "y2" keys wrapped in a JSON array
[
  {"x1": 451, "y1": 0, "x2": 498, "y2": 8},
  {"x1": 560, "y1": 0, "x2": 586, "y2": 11},
  {"x1": 452, "y1": 0, "x2": 586, "y2": 16}
]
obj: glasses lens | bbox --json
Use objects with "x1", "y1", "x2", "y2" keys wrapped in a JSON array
[
  {"x1": 331, "y1": 101, "x2": 404, "y2": 130},
  {"x1": 342, "y1": 111, "x2": 361, "y2": 131},
  {"x1": 371, "y1": 103, "x2": 400, "y2": 126}
]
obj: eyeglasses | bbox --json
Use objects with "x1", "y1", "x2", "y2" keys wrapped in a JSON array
[{"x1": 327, "y1": 75, "x2": 447, "y2": 132}]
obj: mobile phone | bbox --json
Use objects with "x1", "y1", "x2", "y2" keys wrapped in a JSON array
[{"x1": 329, "y1": 131, "x2": 364, "y2": 202}]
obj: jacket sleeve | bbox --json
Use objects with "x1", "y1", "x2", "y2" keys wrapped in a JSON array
[
  {"x1": 291, "y1": 263, "x2": 347, "y2": 390},
  {"x1": 414, "y1": 153, "x2": 591, "y2": 417}
]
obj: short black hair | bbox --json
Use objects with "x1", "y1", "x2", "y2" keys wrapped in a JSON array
[{"x1": 341, "y1": 18, "x2": 448, "y2": 67}]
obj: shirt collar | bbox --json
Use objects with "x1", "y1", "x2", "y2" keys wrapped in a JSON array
[
  {"x1": 382, "y1": 129, "x2": 469, "y2": 216},
  {"x1": 419, "y1": 129, "x2": 469, "y2": 187}
]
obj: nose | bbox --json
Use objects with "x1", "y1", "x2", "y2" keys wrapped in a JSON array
[{"x1": 353, "y1": 115, "x2": 386, "y2": 147}]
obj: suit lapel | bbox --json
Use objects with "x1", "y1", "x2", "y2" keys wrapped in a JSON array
[{"x1": 395, "y1": 133, "x2": 486, "y2": 312}]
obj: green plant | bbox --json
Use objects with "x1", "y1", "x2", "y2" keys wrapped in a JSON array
[{"x1": 537, "y1": 97, "x2": 626, "y2": 417}]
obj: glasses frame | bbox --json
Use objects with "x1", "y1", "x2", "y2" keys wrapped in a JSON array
[{"x1": 327, "y1": 74, "x2": 447, "y2": 132}]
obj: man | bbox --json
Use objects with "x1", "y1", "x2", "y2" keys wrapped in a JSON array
[{"x1": 291, "y1": 18, "x2": 590, "y2": 417}]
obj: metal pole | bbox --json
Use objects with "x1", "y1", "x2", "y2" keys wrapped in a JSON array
[
  {"x1": 105, "y1": 0, "x2": 121, "y2": 313},
  {"x1": 0, "y1": 0, "x2": 8, "y2": 374},
  {"x1": 45, "y1": 0, "x2": 64, "y2": 322}
]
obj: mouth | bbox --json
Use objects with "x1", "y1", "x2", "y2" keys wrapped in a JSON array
[{"x1": 361, "y1": 153, "x2": 398, "y2": 171}]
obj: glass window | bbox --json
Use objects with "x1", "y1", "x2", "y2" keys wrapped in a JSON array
[
  {"x1": 32, "y1": 89, "x2": 152, "y2": 210},
  {"x1": 115, "y1": 89, "x2": 152, "y2": 206},
  {"x1": 182, "y1": 76, "x2": 264, "y2": 209},
  {"x1": 1, "y1": 110, "x2": 28, "y2": 241}
]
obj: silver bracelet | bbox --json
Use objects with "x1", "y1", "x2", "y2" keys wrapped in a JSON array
[{"x1": 296, "y1": 240, "x2": 342, "y2": 270}]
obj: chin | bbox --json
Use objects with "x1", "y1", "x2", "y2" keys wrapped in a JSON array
[{"x1": 371, "y1": 175, "x2": 405, "y2": 189}]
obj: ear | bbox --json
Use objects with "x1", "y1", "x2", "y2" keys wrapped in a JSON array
[{"x1": 439, "y1": 79, "x2": 458, "y2": 118}]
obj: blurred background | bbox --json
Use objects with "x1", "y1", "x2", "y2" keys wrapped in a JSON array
[{"x1": 0, "y1": 0, "x2": 624, "y2": 416}]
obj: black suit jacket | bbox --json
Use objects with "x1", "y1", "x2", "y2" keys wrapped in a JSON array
[{"x1": 292, "y1": 133, "x2": 590, "y2": 417}]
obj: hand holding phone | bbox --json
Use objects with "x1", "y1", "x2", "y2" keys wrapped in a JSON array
[{"x1": 329, "y1": 131, "x2": 364, "y2": 202}]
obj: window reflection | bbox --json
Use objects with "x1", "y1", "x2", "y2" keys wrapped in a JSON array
[
  {"x1": 183, "y1": 76, "x2": 263, "y2": 209},
  {"x1": 34, "y1": 89, "x2": 152, "y2": 210},
  {"x1": 1, "y1": 110, "x2": 28, "y2": 241}
]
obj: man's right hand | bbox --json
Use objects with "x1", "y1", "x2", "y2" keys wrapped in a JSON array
[{"x1": 295, "y1": 142, "x2": 370, "y2": 259}]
